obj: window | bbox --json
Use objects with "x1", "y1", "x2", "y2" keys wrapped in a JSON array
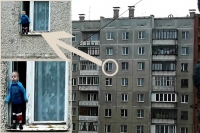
[
  {"x1": 121, "y1": 78, "x2": 128, "y2": 86},
  {"x1": 181, "y1": 111, "x2": 188, "y2": 120},
  {"x1": 72, "y1": 123, "x2": 76, "y2": 131},
  {"x1": 151, "y1": 109, "x2": 177, "y2": 119},
  {"x1": 120, "y1": 125, "x2": 127, "y2": 133},
  {"x1": 72, "y1": 64, "x2": 77, "y2": 71},
  {"x1": 106, "y1": 47, "x2": 113, "y2": 55},
  {"x1": 79, "y1": 47, "x2": 100, "y2": 56},
  {"x1": 155, "y1": 93, "x2": 176, "y2": 102},
  {"x1": 152, "y1": 29, "x2": 178, "y2": 40},
  {"x1": 122, "y1": 62, "x2": 129, "y2": 70},
  {"x1": 72, "y1": 93, "x2": 76, "y2": 101},
  {"x1": 105, "y1": 109, "x2": 112, "y2": 117},
  {"x1": 137, "y1": 125, "x2": 144, "y2": 133},
  {"x1": 152, "y1": 61, "x2": 176, "y2": 71},
  {"x1": 121, "y1": 109, "x2": 128, "y2": 117},
  {"x1": 105, "y1": 94, "x2": 112, "y2": 101},
  {"x1": 106, "y1": 63, "x2": 113, "y2": 71},
  {"x1": 72, "y1": 108, "x2": 76, "y2": 116},
  {"x1": 72, "y1": 34, "x2": 77, "y2": 42},
  {"x1": 181, "y1": 47, "x2": 189, "y2": 55},
  {"x1": 181, "y1": 95, "x2": 188, "y2": 103},
  {"x1": 181, "y1": 79, "x2": 188, "y2": 88},
  {"x1": 154, "y1": 76, "x2": 175, "y2": 87},
  {"x1": 121, "y1": 94, "x2": 128, "y2": 102},
  {"x1": 106, "y1": 78, "x2": 112, "y2": 86},
  {"x1": 122, "y1": 32, "x2": 129, "y2": 40},
  {"x1": 104, "y1": 125, "x2": 111, "y2": 132},
  {"x1": 79, "y1": 122, "x2": 98, "y2": 131},
  {"x1": 152, "y1": 45, "x2": 178, "y2": 55},
  {"x1": 137, "y1": 110, "x2": 144, "y2": 118},
  {"x1": 106, "y1": 32, "x2": 114, "y2": 40},
  {"x1": 137, "y1": 62, "x2": 145, "y2": 70},
  {"x1": 72, "y1": 78, "x2": 77, "y2": 86},
  {"x1": 156, "y1": 125, "x2": 176, "y2": 133},
  {"x1": 182, "y1": 31, "x2": 189, "y2": 39},
  {"x1": 80, "y1": 61, "x2": 98, "y2": 71},
  {"x1": 138, "y1": 47, "x2": 145, "y2": 55},
  {"x1": 137, "y1": 94, "x2": 144, "y2": 102},
  {"x1": 137, "y1": 78, "x2": 144, "y2": 86},
  {"x1": 24, "y1": 1, "x2": 50, "y2": 32},
  {"x1": 138, "y1": 31, "x2": 145, "y2": 39},
  {"x1": 87, "y1": 93, "x2": 98, "y2": 101},
  {"x1": 181, "y1": 127, "x2": 188, "y2": 133},
  {"x1": 25, "y1": 61, "x2": 69, "y2": 127},
  {"x1": 181, "y1": 63, "x2": 188, "y2": 72},
  {"x1": 122, "y1": 47, "x2": 129, "y2": 55},
  {"x1": 78, "y1": 77, "x2": 99, "y2": 85}
]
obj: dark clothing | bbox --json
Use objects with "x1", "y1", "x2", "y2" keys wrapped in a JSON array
[
  {"x1": 22, "y1": 24, "x2": 29, "y2": 33},
  {"x1": 20, "y1": 15, "x2": 30, "y2": 25},
  {"x1": 12, "y1": 103, "x2": 23, "y2": 122}
]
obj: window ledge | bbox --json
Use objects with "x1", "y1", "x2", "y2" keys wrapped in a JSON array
[
  {"x1": 6, "y1": 125, "x2": 68, "y2": 132},
  {"x1": 20, "y1": 31, "x2": 49, "y2": 36}
]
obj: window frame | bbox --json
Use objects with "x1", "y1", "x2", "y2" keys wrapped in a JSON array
[
  {"x1": 105, "y1": 109, "x2": 112, "y2": 117},
  {"x1": 181, "y1": 79, "x2": 188, "y2": 88},
  {"x1": 122, "y1": 32, "x2": 129, "y2": 40},
  {"x1": 106, "y1": 62, "x2": 113, "y2": 71},
  {"x1": 137, "y1": 94, "x2": 144, "y2": 102},
  {"x1": 180, "y1": 127, "x2": 188, "y2": 133},
  {"x1": 72, "y1": 93, "x2": 76, "y2": 101},
  {"x1": 181, "y1": 47, "x2": 189, "y2": 55},
  {"x1": 155, "y1": 93, "x2": 176, "y2": 102},
  {"x1": 72, "y1": 63, "x2": 77, "y2": 71},
  {"x1": 87, "y1": 93, "x2": 98, "y2": 101},
  {"x1": 136, "y1": 125, "x2": 144, "y2": 133},
  {"x1": 29, "y1": 1, "x2": 51, "y2": 32},
  {"x1": 122, "y1": 47, "x2": 129, "y2": 55},
  {"x1": 72, "y1": 108, "x2": 76, "y2": 116},
  {"x1": 181, "y1": 63, "x2": 188, "y2": 72},
  {"x1": 137, "y1": 62, "x2": 145, "y2": 70},
  {"x1": 26, "y1": 61, "x2": 69, "y2": 125},
  {"x1": 137, "y1": 110, "x2": 144, "y2": 118},
  {"x1": 182, "y1": 31, "x2": 189, "y2": 39},
  {"x1": 106, "y1": 78, "x2": 112, "y2": 86},
  {"x1": 79, "y1": 61, "x2": 98, "y2": 71},
  {"x1": 72, "y1": 78, "x2": 77, "y2": 86},
  {"x1": 122, "y1": 62, "x2": 129, "y2": 70},
  {"x1": 138, "y1": 31, "x2": 145, "y2": 39},
  {"x1": 105, "y1": 93, "x2": 112, "y2": 102},
  {"x1": 104, "y1": 125, "x2": 111, "y2": 133},
  {"x1": 121, "y1": 109, "x2": 128, "y2": 117},
  {"x1": 153, "y1": 76, "x2": 175, "y2": 87},
  {"x1": 138, "y1": 47, "x2": 145, "y2": 55},
  {"x1": 181, "y1": 95, "x2": 189, "y2": 103},
  {"x1": 137, "y1": 78, "x2": 144, "y2": 86},
  {"x1": 120, "y1": 125, "x2": 127, "y2": 133},
  {"x1": 72, "y1": 34, "x2": 77, "y2": 42},
  {"x1": 106, "y1": 32, "x2": 114, "y2": 40},
  {"x1": 78, "y1": 76, "x2": 99, "y2": 85},
  {"x1": 121, "y1": 93, "x2": 128, "y2": 102},
  {"x1": 121, "y1": 78, "x2": 128, "y2": 86},
  {"x1": 72, "y1": 123, "x2": 76, "y2": 131},
  {"x1": 106, "y1": 47, "x2": 113, "y2": 55}
]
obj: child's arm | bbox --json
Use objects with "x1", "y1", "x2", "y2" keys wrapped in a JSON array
[
  {"x1": 19, "y1": 16, "x2": 22, "y2": 24},
  {"x1": 5, "y1": 83, "x2": 12, "y2": 103},
  {"x1": 19, "y1": 83, "x2": 28, "y2": 102},
  {"x1": 25, "y1": 15, "x2": 30, "y2": 23}
]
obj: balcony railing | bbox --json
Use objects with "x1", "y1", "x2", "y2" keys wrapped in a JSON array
[
  {"x1": 79, "y1": 101, "x2": 99, "y2": 106},
  {"x1": 79, "y1": 86, "x2": 99, "y2": 91},
  {"x1": 79, "y1": 116, "x2": 98, "y2": 121},
  {"x1": 80, "y1": 41, "x2": 100, "y2": 46}
]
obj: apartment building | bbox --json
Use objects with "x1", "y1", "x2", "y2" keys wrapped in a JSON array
[{"x1": 72, "y1": 7, "x2": 195, "y2": 133}]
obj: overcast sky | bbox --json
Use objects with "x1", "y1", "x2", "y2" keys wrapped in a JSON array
[{"x1": 72, "y1": 0, "x2": 198, "y2": 20}]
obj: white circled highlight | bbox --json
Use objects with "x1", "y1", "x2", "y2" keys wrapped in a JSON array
[{"x1": 102, "y1": 59, "x2": 119, "y2": 77}]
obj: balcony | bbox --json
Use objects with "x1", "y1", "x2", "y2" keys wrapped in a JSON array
[
  {"x1": 80, "y1": 41, "x2": 100, "y2": 46},
  {"x1": 79, "y1": 86, "x2": 99, "y2": 91},
  {"x1": 79, "y1": 116, "x2": 98, "y2": 121},
  {"x1": 79, "y1": 101, "x2": 99, "y2": 107},
  {"x1": 78, "y1": 122, "x2": 98, "y2": 133},
  {"x1": 152, "y1": 71, "x2": 176, "y2": 76},
  {"x1": 152, "y1": 55, "x2": 176, "y2": 61},
  {"x1": 80, "y1": 70, "x2": 99, "y2": 75},
  {"x1": 152, "y1": 86, "x2": 175, "y2": 92}
]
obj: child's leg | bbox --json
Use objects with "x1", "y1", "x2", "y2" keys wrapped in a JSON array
[
  {"x1": 11, "y1": 104, "x2": 17, "y2": 129},
  {"x1": 16, "y1": 104, "x2": 23, "y2": 130}
]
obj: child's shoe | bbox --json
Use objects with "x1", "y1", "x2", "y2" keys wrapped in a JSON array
[
  {"x1": 19, "y1": 123, "x2": 23, "y2": 130},
  {"x1": 11, "y1": 123, "x2": 17, "y2": 129}
]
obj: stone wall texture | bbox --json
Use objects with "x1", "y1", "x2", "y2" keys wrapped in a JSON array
[{"x1": 1, "y1": 1, "x2": 72, "y2": 59}]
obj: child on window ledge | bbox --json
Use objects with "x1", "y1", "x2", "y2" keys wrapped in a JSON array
[
  {"x1": 5, "y1": 71, "x2": 28, "y2": 130},
  {"x1": 19, "y1": 11, "x2": 30, "y2": 35}
]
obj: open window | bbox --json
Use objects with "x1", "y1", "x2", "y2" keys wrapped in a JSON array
[
  {"x1": 7, "y1": 61, "x2": 69, "y2": 131},
  {"x1": 20, "y1": 1, "x2": 50, "y2": 34}
]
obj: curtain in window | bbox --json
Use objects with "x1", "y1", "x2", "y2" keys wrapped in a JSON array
[
  {"x1": 34, "y1": 1, "x2": 49, "y2": 31},
  {"x1": 34, "y1": 61, "x2": 66, "y2": 121}
]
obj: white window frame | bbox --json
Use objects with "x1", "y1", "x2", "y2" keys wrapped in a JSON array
[
  {"x1": 105, "y1": 109, "x2": 112, "y2": 117},
  {"x1": 104, "y1": 125, "x2": 111, "y2": 133},
  {"x1": 138, "y1": 31, "x2": 145, "y2": 39},
  {"x1": 182, "y1": 31, "x2": 189, "y2": 39},
  {"x1": 72, "y1": 34, "x2": 77, "y2": 42},
  {"x1": 120, "y1": 125, "x2": 127, "y2": 133},
  {"x1": 87, "y1": 93, "x2": 98, "y2": 101},
  {"x1": 181, "y1": 95, "x2": 188, "y2": 103},
  {"x1": 106, "y1": 47, "x2": 113, "y2": 55},
  {"x1": 137, "y1": 62, "x2": 145, "y2": 70},
  {"x1": 72, "y1": 63, "x2": 77, "y2": 71},
  {"x1": 106, "y1": 78, "x2": 112, "y2": 86},
  {"x1": 181, "y1": 63, "x2": 188, "y2": 72},
  {"x1": 72, "y1": 93, "x2": 76, "y2": 101},
  {"x1": 121, "y1": 78, "x2": 128, "y2": 86},
  {"x1": 180, "y1": 127, "x2": 188, "y2": 133},
  {"x1": 122, "y1": 47, "x2": 129, "y2": 55},
  {"x1": 181, "y1": 47, "x2": 189, "y2": 55},
  {"x1": 137, "y1": 78, "x2": 144, "y2": 86},
  {"x1": 121, "y1": 94, "x2": 128, "y2": 102},
  {"x1": 25, "y1": 61, "x2": 69, "y2": 128},
  {"x1": 138, "y1": 47, "x2": 145, "y2": 55},
  {"x1": 105, "y1": 94, "x2": 112, "y2": 102},
  {"x1": 29, "y1": 1, "x2": 51, "y2": 32},
  {"x1": 155, "y1": 93, "x2": 176, "y2": 102},
  {"x1": 137, "y1": 94, "x2": 144, "y2": 102},
  {"x1": 122, "y1": 32, "x2": 129, "y2": 40},
  {"x1": 79, "y1": 61, "x2": 98, "y2": 71},
  {"x1": 78, "y1": 77, "x2": 99, "y2": 85},
  {"x1": 106, "y1": 32, "x2": 114, "y2": 40},
  {"x1": 72, "y1": 78, "x2": 77, "y2": 86},
  {"x1": 106, "y1": 63, "x2": 113, "y2": 71},
  {"x1": 121, "y1": 109, "x2": 128, "y2": 117},
  {"x1": 136, "y1": 125, "x2": 144, "y2": 133},
  {"x1": 137, "y1": 110, "x2": 144, "y2": 118},
  {"x1": 154, "y1": 76, "x2": 175, "y2": 87},
  {"x1": 122, "y1": 62, "x2": 129, "y2": 70}
]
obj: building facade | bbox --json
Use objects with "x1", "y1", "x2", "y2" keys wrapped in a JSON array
[
  {"x1": 72, "y1": 7, "x2": 195, "y2": 133},
  {"x1": 1, "y1": 1, "x2": 71, "y2": 59}
]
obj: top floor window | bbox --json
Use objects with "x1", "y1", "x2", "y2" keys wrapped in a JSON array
[
  {"x1": 152, "y1": 29, "x2": 178, "y2": 40},
  {"x1": 106, "y1": 32, "x2": 114, "y2": 40}
]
